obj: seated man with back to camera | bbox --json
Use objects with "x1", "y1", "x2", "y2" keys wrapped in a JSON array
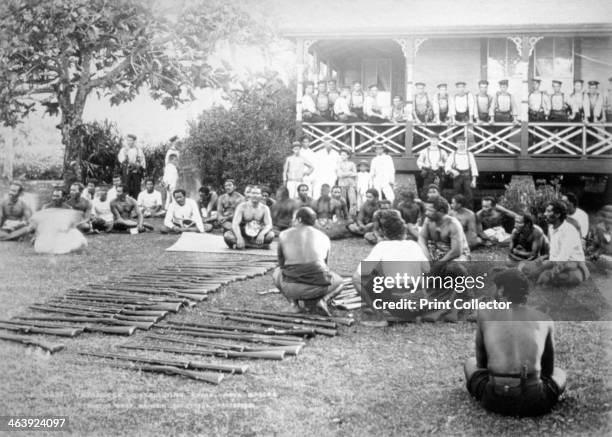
[
  {"x1": 464, "y1": 268, "x2": 566, "y2": 417},
  {"x1": 224, "y1": 185, "x2": 274, "y2": 250},
  {"x1": 161, "y1": 189, "x2": 204, "y2": 234},
  {"x1": 273, "y1": 207, "x2": 344, "y2": 315}
]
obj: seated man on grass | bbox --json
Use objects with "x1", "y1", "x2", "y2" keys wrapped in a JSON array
[
  {"x1": 0, "y1": 181, "x2": 32, "y2": 241},
  {"x1": 216, "y1": 179, "x2": 245, "y2": 232},
  {"x1": 197, "y1": 185, "x2": 218, "y2": 232},
  {"x1": 42, "y1": 188, "x2": 69, "y2": 209},
  {"x1": 273, "y1": 207, "x2": 344, "y2": 315},
  {"x1": 65, "y1": 182, "x2": 93, "y2": 234},
  {"x1": 508, "y1": 213, "x2": 548, "y2": 261},
  {"x1": 348, "y1": 188, "x2": 379, "y2": 237},
  {"x1": 464, "y1": 268, "x2": 566, "y2": 417},
  {"x1": 224, "y1": 185, "x2": 274, "y2": 250},
  {"x1": 161, "y1": 189, "x2": 204, "y2": 234},
  {"x1": 450, "y1": 194, "x2": 481, "y2": 249},
  {"x1": 91, "y1": 186, "x2": 115, "y2": 233},
  {"x1": 137, "y1": 178, "x2": 165, "y2": 218},
  {"x1": 110, "y1": 183, "x2": 149, "y2": 233},
  {"x1": 312, "y1": 184, "x2": 332, "y2": 227},
  {"x1": 519, "y1": 201, "x2": 589, "y2": 286},
  {"x1": 586, "y1": 211, "x2": 612, "y2": 269},
  {"x1": 271, "y1": 187, "x2": 299, "y2": 236},
  {"x1": 365, "y1": 199, "x2": 401, "y2": 245},
  {"x1": 476, "y1": 196, "x2": 517, "y2": 245},
  {"x1": 418, "y1": 197, "x2": 470, "y2": 275}
]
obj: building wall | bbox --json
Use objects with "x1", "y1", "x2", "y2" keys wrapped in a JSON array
[
  {"x1": 413, "y1": 38, "x2": 481, "y2": 94},
  {"x1": 577, "y1": 36, "x2": 612, "y2": 89}
]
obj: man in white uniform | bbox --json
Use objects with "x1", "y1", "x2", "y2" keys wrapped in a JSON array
[{"x1": 369, "y1": 143, "x2": 395, "y2": 203}]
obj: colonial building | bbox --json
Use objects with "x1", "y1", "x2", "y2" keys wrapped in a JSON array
[{"x1": 268, "y1": 0, "x2": 612, "y2": 177}]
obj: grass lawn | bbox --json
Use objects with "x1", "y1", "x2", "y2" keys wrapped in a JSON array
[{"x1": 0, "y1": 230, "x2": 611, "y2": 437}]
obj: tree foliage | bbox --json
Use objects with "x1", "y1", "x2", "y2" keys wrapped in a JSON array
[
  {"x1": 183, "y1": 72, "x2": 296, "y2": 191},
  {"x1": 0, "y1": 0, "x2": 266, "y2": 177}
]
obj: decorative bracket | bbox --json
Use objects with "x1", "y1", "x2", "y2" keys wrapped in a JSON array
[
  {"x1": 527, "y1": 36, "x2": 543, "y2": 57},
  {"x1": 507, "y1": 36, "x2": 523, "y2": 55},
  {"x1": 414, "y1": 38, "x2": 427, "y2": 56},
  {"x1": 304, "y1": 39, "x2": 314, "y2": 57}
]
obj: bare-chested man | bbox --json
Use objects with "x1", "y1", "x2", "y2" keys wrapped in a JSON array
[
  {"x1": 284, "y1": 142, "x2": 314, "y2": 199},
  {"x1": 42, "y1": 188, "x2": 69, "y2": 210},
  {"x1": 110, "y1": 183, "x2": 146, "y2": 233},
  {"x1": 271, "y1": 187, "x2": 299, "y2": 236},
  {"x1": 476, "y1": 196, "x2": 517, "y2": 245},
  {"x1": 224, "y1": 185, "x2": 274, "y2": 250},
  {"x1": 509, "y1": 213, "x2": 548, "y2": 261},
  {"x1": 450, "y1": 194, "x2": 481, "y2": 249},
  {"x1": 348, "y1": 189, "x2": 379, "y2": 236},
  {"x1": 273, "y1": 207, "x2": 344, "y2": 315},
  {"x1": 296, "y1": 183, "x2": 313, "y2": 208},
  {"x1": 216, "y1": 179, "x2": 245, "y2": 231},
  {"x1": 66, "y1": 182, "x2": 93, "y2": 233},
  {"x1": 364, "y1": 199, "x2": 401, "y2": 245},
  {"x1": 418, "y1": 197, "x2": 470, "y2": 274},
  {"x1": 312, "y1": 184, "x2": 332, "y2": 225},
  {"x1": 464, "y1": 269, "x2": 566, "y2": 417},
  {"x1": 0, "y1": 182, "x2": 32, "y2": 241}
]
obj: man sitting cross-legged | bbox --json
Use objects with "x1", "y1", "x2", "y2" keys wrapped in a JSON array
[
  {"x1": 65, "y1": 182, "x2": 93, "y2": 234},
  {"x1": 519, "y1": 201, "x2": 589, "y2": 286},
  {"x1": 137, "y1": 178, "x2": 165, "y2": 218},
  {"x1": 273, "y1": 207, "x2": 344, "y2": 315},
  {"x1": 312, "y1": 184, "x2": 333, "y2": 227},
  {"x1": 42, "y1": 187, "x2": 69, "y2": 210},
  {"x1": 348, "y1": 188, "x2": 379, "y2": 237},
  {"x1": 464, "y1": 268, "x2": 566, "y2": 417},
  {"x1": 509, "y1": 213, "x2": 548, "y2": 261},
  {"x1": 0, "y1": 181, "x2": 33, "y2": 241},
  {"x1": 224, "y1": 185, "x2": 274, "y2": 249},
  {"x1": 160, "y1": 189, "x2": 204, "y2": 234},
  {"x1": 364, "y1": 199, "x2": 401, "y2": 245},
  {"x1": 216, "y1": 179, "x2": 245, "y2": 232},
  {"x1": 271, "y1": 187, "x2": 299, "y2": 236},
  {"x1": 418, "y1": 197, "x2": 470, "y2": 272},
  {"x1": 197, "y1": 185, "x2": 218, "y2": 232},
  {"x1": 476, "y1": 196, "x2": 517, "y2": 245},
  {"x1": 91, "y1": 186, "x2": 115, "y2": 233},
  {"x1": 110, "y1": 183, "x2": 148, "y2": 233},
  {"x1": 395, "y1": 189, "x2": 422, "y2": 241}
]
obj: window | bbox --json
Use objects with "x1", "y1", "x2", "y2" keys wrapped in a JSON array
[
  {"x1": 362, "y1": 59, "x2": 391, "y2": 91},
  {"x1": 533, "y1": 37, "x2": 573, "y2": 79},
  {"x1": 487, "y1": 39, "x2": 521, "y2": 79}
]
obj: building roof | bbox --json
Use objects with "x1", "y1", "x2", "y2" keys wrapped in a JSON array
[{"x1": 250, "y1": 0, "x2": 612, "y2": 38}]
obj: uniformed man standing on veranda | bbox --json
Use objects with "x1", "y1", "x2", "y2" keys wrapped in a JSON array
[
  {"x1": 568, "y1": 79, "x2": 586, "y2": 122},
  {"x1": 548, "y1": 80, "x2": 570, "y2": 122},
  {"x1": 413, "y1": 82, "x2": 434, "y2": 123},
  {"x1": 528, "y1": 78, "x2": 550, "y2": 122},
  {"x1": 433, "y1": 83, "x2": 452, "y2": 124},
  {"x1": 490, "y1": 79, "x2": 518, "y2": 123},
  {"x1": 452, "y1": 81, "x2": 474, "y2": 124},
  {"x1": 604, "y1": 76, "x2": 612, "y2": 122},
  {"x1": 584, "y1": 80, "x2": 604, "y2": 123},
  {"x1": 474, "y1": 80, "x2": 493, "y2": 123}
]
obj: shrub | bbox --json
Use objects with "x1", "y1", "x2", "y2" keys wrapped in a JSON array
[
  {"x1": 502, "y1": 177, "x2": 562, "y2": 228},
  {"x1": 183, "y1": 72, "x2": 296, "y2": 191},
  {"x1": 72, "y1": 120, "x2": 123, "y2": 183}
]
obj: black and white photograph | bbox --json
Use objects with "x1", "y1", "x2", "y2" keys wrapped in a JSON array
[{"x1": 0, "y1": 0, "x2": 611, "y2": 435}]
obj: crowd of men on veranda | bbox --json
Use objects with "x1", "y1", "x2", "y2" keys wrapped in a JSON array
[
  {"x1": 302, "y1": 76, "x2": 612, "y2": 124},
  {"x1": 2, "y1": 131, "x2": 612, "y2": 419}
]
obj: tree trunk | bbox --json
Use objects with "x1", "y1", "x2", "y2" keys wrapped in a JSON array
[{"x1": 60, "y1": 110, "x2": 84, "y2": 188}]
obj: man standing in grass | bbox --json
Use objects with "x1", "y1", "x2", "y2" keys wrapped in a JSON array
[
  {"x1": 464, "y1": 269, "x2": 566, "y2": 417},
  {"x1": 284, "y1": 142, "x2": 313, "y2": 199}
]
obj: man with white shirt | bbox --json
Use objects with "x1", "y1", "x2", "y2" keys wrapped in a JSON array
[
  {"x1": 299, "y1": 136, "x2": 317, "y2": 195},
  {"x1": 160, "y1": 189, "x2": 204, "y2": 234},
  {"x1": 605, "y1": 76, "x2": 612, "y2": 122},
  {"x1": 452, "y1": 81, "x2": 475, "y2": 123},
  {"x1": 313, "y1": 142, "x2": 339, "y2": 198},
  {"x1": 334, "y1": 86, "x2": 359, "y2": 122},
  {"x1": 562, "y1": 192, "x2": 589, "y2": 239},
  {"x1": 164, "y1": 135, "x2": 180, "y2": 165},
  {"x1": 445, "y1": 138, "x2": 478, "y2": 209},
  {"x1": 353, "y1": 209, "x2": 431, "y2": 327},
  {"x1": 364, "y1": 85, "x2": 388, "y2": 123},
  {"x1": 106, "y1": 175, "x2": 122, "y2": 202},
  {"x1": 416, "y1": 133, "x2": 447, "y2": 200},
  {"x1": 137, "y1": 178, "x2": 165, "y2": 218},
  {"x1": 568, "y1": 79, "x2": 586, "y2": 122},
  {"x1": 584, "y1": 80, "x2": 604, "y2": 123},
  {"x1": 520, "y1": 201, "x2": 589, "y2": 285},
  {"x1": 433, "y1": 83, "x2": 452, "y2": 124},
  {"x1": 83, "y1": 179, "x2": 97, "y2": 201},
  {"x1": 369, "y1": 143, "x2": 395, "y2": 202},
  {"x1": 118, "y1": 134, "x2": 146, "y2": 198},
  {"x1": 490, "y1": 79, "x2": 518, "y2": 123},
  {"x1": 302, "y1": 81, "x2": 326, "y2": 123},
  {"x1": 91, "y1": 186, "x2": 114, "y2": 232},
  {"x1": 474, "y1": 80, "x2": 493, "y2": 123},
  {"x1": 528, "y1": 78, "x2": 550, "y2": 122}
]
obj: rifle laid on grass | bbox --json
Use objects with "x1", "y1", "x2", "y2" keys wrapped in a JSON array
[
  {"x1": 156, "y1": 323, "x2": 306, "y2": 343},
  {"x1": 162, "y1": 320, "x2": 315, "y2": 338},
  {"x1": 118, "y1": 344, "x2": 286, "y2": 360},
  {"x1": 0, "y1": 332, "x2": 65, "y2": 353},
  {"x1": 6, "y1": 319, "x2": 136, "y2": 336},
  {"x1": 17, "y1": 315, "x2": 152, "y2": 330},
  {"x1": 0, "y1": 320, "x2": 82, "y2": 337},
  {"x1": 80, "y1": 351, "x2": 247, "y2": 374}
]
